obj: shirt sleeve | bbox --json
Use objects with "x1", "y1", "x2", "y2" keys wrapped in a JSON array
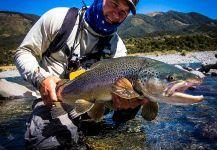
[
  {"x1": 110, "y1": 33, "x2": 127, "y2": 58},
  {"x1": 14, "y1": 8, "x2": 68, "y2": 89}
]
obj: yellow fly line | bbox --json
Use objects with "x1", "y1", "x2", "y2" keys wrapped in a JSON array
[{"x1": 69, "y1": 69, "x2": 87, "y2": 80}]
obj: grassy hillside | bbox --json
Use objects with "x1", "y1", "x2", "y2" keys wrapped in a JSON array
[{"x1": 0, "y1": 11, "x2": 39, "y2": 66}]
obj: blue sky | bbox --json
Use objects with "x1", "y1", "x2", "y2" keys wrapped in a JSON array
[{"x1": 0, "y1": 0, "x2": 216, "y2": 19}]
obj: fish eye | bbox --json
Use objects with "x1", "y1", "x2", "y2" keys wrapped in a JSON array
[{"x1": 167, "y1": 75, "x2": 176, "y2": 81}]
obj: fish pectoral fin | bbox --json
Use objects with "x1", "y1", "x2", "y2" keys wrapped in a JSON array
[
  {"x1": 51, "y1": 102, "x2": 67, "y2": 119},
  {"x1": 69, "y1": 99, "x2": 94, "y2": 119},
  {"x1": 141, "y1": 101, "x2": 159, "y2": 121},
  {"x1": 112, "y1": 78, "x2": 140, "y2": 99}
]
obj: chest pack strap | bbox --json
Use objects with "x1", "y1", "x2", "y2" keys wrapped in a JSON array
[
  {"x1": 43, "y1": 7, "x2": 114, "y2": 72},
  {"x1": 67, "y1": 35, "x2": 113, "y2": 71},
  {"x1": 42, "y1": 7, "x2": 79, "y2": 57}
]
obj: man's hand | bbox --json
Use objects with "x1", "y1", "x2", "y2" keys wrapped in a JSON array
[
  {"x1": 39, "y1": 76, "x2": 61, "y2": 105},
  {"x1": 112, "y1": 94, "x2": 149, "y2": 110}
]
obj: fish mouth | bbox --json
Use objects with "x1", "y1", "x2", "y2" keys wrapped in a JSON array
[{"x1": 163, "y1": 79, "x2": 204, "y2": 105}]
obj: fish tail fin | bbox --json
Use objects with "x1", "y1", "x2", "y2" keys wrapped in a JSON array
[
  {"x1": 69, "y1": 99, "x2": 94, "y2": 119},
  {"x1": 141, "y1": 101, "x2": 159, "y2": 121}
]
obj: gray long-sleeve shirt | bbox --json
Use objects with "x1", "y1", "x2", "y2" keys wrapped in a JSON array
[{"x1": 14, "y1": 7, "x2": 127, "y2": 90}]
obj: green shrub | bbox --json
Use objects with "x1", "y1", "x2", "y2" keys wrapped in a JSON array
[{"x1": 124, "y1": 33, "x2": 217, "y2": 54}]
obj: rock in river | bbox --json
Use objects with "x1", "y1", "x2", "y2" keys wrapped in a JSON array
[{"x1": 0, "y1": 79, "x2": 38, "y2": 100}]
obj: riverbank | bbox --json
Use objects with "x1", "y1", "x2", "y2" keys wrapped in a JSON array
[
  {"x1": 0, "y1": 51, "x2": 216, "y2": 83},
  {"x1": 0, "y1": 65, "x2": 16, "y2": 72},
  {"x1": 0, "y1": 51, "x2": 216, "y2": 78},
  {"x1": 132, "y1": 50, "x2": 217, "y2": 65}
]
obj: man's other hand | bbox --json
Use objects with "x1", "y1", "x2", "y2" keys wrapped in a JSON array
[
  {"x1": 112, "y1": 94, "x2": 149, "y2": 110},
  {"x1": 39, "y1": 76, "x2": 61, "y2": 105}
]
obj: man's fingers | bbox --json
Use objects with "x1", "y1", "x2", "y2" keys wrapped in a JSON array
[
  {"x1": 39, "y1": 76, "x2": 62, "y2": 105},
  {"x1": 113, "y1": 95, "x2": 121, "y2": 108},
  {"x1": 138, "y1": 98, "x2": 149, "y2": 105},
  {"x1": 42, "y1": 93, "x2": 52, "y2": 105},
  {"x1": 112, "y1": 93, "x2": 148, "y2": 110},
  {"x1": 49, "y1": 88, "x2": 58, "y2": 102},
  {"x1": 128, "y1": 99, "x2": 137, "y2": 108},
  {"x1": 113, "y1": 94, "x2": 128, "y2": 109},
  {"x1": 122, "y1": 99, "x2": 130, "y2": 109}
]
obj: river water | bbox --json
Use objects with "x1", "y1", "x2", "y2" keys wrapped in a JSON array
[
  {"x1": 0, "y1": 67, "x2": 217, "y2": 149},
  {"x1": 141, "y1": 76, "x2": 217, "y2": 149}
]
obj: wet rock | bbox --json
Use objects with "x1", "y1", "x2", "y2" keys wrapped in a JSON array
[
  {"x1": 0, "y1": 79, "x2": 38, "y2": 100},
  {"x1": 210, "y1": 70, "x2": 217, "y2": 76},
  {"x1": 0, "y1": 70, "x2": 20, "y2": 78},
  {"x1": 78, "y1": 117, "x2": 147, "y2": 150},
  {"x1": 83, "y1": 130, "x2": 147, "y2": 150},
  {"x1": 197, "y1": 58, "x2": 217, "y2": 76}
]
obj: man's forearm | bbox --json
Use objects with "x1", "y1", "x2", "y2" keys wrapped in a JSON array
[{"x1": 14, "y1": 48, "x2": 51, "y2": 89}]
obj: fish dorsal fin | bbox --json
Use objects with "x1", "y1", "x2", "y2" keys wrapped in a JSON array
[
  {"x1": 112, "y1": 78, "x2": 140, "y2": 99},
  {"x1": 141, "y1": 101, "x2": 159, "y2": 121}
]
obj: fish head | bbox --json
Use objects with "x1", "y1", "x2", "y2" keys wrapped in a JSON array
[{"x1": 136, "y1": 58, "x2": 203, "y2": 105}]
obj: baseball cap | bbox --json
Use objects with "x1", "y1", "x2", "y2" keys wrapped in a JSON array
[{"x1": 126, "y1": 0, "x2": 139, "y2": 15}]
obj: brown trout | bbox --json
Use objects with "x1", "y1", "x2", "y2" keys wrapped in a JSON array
[{"x1": 54, "y1": 56, "x2": 203, "y2": 121}]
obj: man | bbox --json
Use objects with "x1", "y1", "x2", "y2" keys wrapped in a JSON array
[{"x1": 14, "y1": 0, "x2": 142, "y2": 149}]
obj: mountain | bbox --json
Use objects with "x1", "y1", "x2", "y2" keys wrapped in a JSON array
[
  {"x1": 0, "y1": 11, "x2": 39, "y2": 50},
  {"x1": 0, "y1": 10, "x2": 217, "y2": 50},
  {"x1": 118, "y1": 11, "x2": 217, "y2": 38}
]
